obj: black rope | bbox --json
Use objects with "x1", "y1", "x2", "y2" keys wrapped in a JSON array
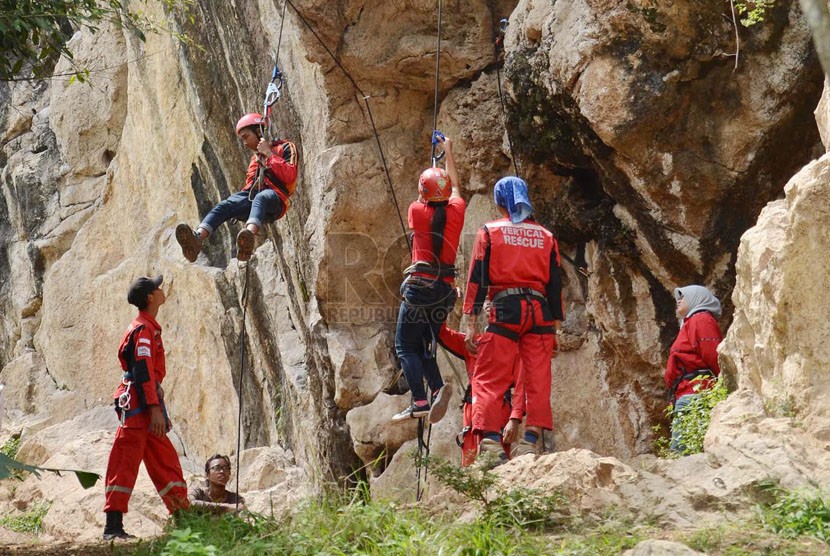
[
  {"x1": 275, "y1": 0, "x2": 287, "y2": 67},
  {"x1": 282, "y1": 0, "x2": 410, "y2": 255},
  {"x1": 235, "y1": 262, "x2": 251, "y2": 510},
  {"x1": 494, "y1": 20, "x2": 521, "y2": 178},
  {"x1": 415, "y1": 416, "x2": 433, "y2": 502},
  {"x1": 430, "y1": 0, "x2": 443, "y2": 166}
]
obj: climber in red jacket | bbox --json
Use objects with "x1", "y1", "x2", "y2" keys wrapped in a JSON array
[
  {"x1": 102, "y1": 274, "x2": 189, "y2": 540},
  {"x1": 665, "y1": 285, "x2": 723, "y2": 452},
  {"x1": 462, "y1": 176, "x2": 564, "y2": 461},
  {"x1": 439, "y1": 323, "x2": 524, "y2": 466},
  {"x1": 176, "y1": 113, "x2": 298, "y2": 262}
]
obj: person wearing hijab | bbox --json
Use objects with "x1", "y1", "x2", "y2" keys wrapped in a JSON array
[
  {"x1": 392, "y1": 136, "x2": 465, "y2": 424},
  {"x1": 665, "y1": 285, "x2": 724, "y2": 453},
  {"x1": 461, "y1": 176, "x2": 564, "y2": 462}
]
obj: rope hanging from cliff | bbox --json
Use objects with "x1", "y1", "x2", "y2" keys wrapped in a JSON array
[
  {"x1": 429, "y1": 0, "x2": 444, "y2": 167},
  {"x1": 234, "y1": 262, "x2": 251, "y2": 510},
  {"x1": 494, "y1": 19, "x2": 521, "y2": 178},
  {"x1": 282, "y1": 0, "x2": 410, "y2": 254}
]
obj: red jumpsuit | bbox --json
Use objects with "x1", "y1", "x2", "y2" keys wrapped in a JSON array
[
  {"x1": 439, "y1": 325, "x2": 524, "y2": 466},
  {"x1": 243, "y1": 139, "x2": 299, "y2": 220},
  {"x1": 664, "y1": 311, "x2": 722, "y2": 401},
  {"x1": 462, "y1": 218, "x2": 564, "y2": 435},
  {"x1": 103, "y1": 312, "x2": 189, "y2": 514}
]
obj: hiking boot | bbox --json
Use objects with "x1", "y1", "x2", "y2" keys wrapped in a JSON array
[
  {"x1": 428, "y1": 383, "x2": 453, "y2": 424},
  {"x1": 103, "y1": 511, "x2": 135, "y2": 541},
  {"x1": 510, "y1": 438, "x2": 538, "y2": 459},
  {"x1": 175, "y1": 223, "x2": 202, "y2": 262},
  {"x1": 392, "y1": 402, "x2": 430, "y2": 422},
  {"x1": 102, "y1": 529, "x2": 136, "y2": 541},
  {"x1": 236, "y1": 228, "x2": 255, "y2": 262},
  {"x1": 474, "y1": 437, "x2": 507, "y2": 470}
]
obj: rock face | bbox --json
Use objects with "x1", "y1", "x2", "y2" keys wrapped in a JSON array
[{"x1": 0, "y1": 0, "x2": 827, "y2": 543}]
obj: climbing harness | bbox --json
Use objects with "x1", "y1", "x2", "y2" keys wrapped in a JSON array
[{"x1": 117, "y1": 379, "x2": 132, "y2": 426}]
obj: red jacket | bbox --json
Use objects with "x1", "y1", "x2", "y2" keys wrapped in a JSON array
[
  {"x1": 114, "y1": 311, "x2": 165, "y2": 407},
  {"x1": 462, "y1": 218, "x2": 564, "y2": 319},
  {"x1": 244, "y1": 140, "x2": 298, "y2": 212},
  {"x1": 664, "y1": 311, "x2": 723, "y2": 400}
]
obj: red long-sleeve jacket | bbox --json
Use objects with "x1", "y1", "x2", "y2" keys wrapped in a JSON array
[
  {"x1": 113, "y1": 311, "x2": 165, "y2": 408},
  {"x1": 462, "y1": 218, "x2": 563, "y2": 320},
  {"x1": 664, "y1": 311, "x2": 723, "y2": 401},
  {"x1": 244, "y1": 140, "x2": 298, "y2": 210}
]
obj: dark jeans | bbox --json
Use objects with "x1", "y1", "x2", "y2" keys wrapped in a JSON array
[
  {"x1": 199, "y1": 190, "x2": 284, "y2": 234},
  {"x1": 394, "y1": 279, "x2": 457, "y2": 403}
]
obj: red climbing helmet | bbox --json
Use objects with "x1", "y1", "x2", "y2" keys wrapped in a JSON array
[
  {"x1": 235, "y1": 113, "x2": 265, "y2": 135},
  {"x1": 418, "y1": 167, "x2": 451, "y2": 202}
]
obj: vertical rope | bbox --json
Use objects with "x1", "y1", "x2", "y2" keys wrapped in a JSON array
[
  {"x1": 234, "y1": 263, "x2": 251, "y2": 510},
  {"x1": 495, "y1": 60, "x2": 520, "y2": 177},
  {"x1": 430, "y1": 0, "x2": 443, "y2": 166}
]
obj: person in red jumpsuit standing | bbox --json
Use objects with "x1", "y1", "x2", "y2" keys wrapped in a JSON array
[
  {"x1": 175, "y1": 113, "x2": 299, "y2": 262},
  {"x1": 438, "y1": 323, "x2": 524, "y2": 466},
  {"x1": 664, "y1": 285, "x2": 723, "y2": 453},
  {"x1": 462, "y1": 176, "x2": 564, "y2": 461},
  {"x1": 102, "y1": 275, "x2": 189, "y2": 540}
]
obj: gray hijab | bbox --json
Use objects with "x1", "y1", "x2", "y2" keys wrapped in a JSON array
[{"x1": 674, "y1": 285, "x2": 721, "y2": 325}]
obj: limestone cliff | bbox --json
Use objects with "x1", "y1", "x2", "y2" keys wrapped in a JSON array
[{"x1": 0, "y1": 0, "x2": 827, "y2": 541}]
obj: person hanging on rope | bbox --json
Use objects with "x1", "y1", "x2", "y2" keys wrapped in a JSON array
[
  {"x1": 392, "y1": 136, "x2": 465, "y2": 424},
  {"x1": 462, "y1": 176, "x2": 564, "y2": 462},
  {"x1": 175, "y1": 113, "x2": 298, "y2": 263},
  {"x1": 103, "y1": 274, "x2": 189, "y2": 540},
  {"x1": 438, "y1": 321, "x2": 525, "y2": 466}
]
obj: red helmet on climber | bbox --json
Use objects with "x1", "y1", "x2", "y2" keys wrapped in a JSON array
[
  {"x1": 235, "y1": 113, "x2": 265, "y2": 135},
  {"x1": 418, "y1": 167, "x2": 452, "y2": 203}
]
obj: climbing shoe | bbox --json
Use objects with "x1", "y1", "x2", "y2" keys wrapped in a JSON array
[
  {"x1": 175, "y1": 223, "x2": 202, "y2": 263},
  {"x1": 428, "y1": 383, "x2": 453, "y2": 424},
  {"x1": 392, "y1": 401, "x2": 430, "y2": 421},
  {"x1": 236, "y1": 228, "x2": 255, "y2": 262},
  {"x1": 510, "y1": 437, "x2": 538, "y2": 459}
]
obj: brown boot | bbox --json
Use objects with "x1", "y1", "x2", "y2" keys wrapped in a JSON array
[
  {"x1": 236, "y1": 228, "x2": 255, "y2": 262},
  {"x1": 510, "y1": 437, "x2": 538, "y2": 460},
  {"x1": 474, "y1": 437, "x2": 507, "y2": 470},
  {"x1": 175, "y1": 223, "x2": 202, "y2": 263}
]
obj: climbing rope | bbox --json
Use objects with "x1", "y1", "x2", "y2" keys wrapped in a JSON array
[
  {"x1": 494, "y1": 18, "x2": 521, "y2": 178},
  {"x1": 430, "y1": 0, "x2": 444, "y2": 167},
  {"x1": 234, "y1": 262, "x2": 251, "y2": 510},
  {"x1": 493, "y1": 19, "x2": 589, "y2": 278},
  {"x1": 282, "y1": 0, "x2": 410, "y2": 254}
]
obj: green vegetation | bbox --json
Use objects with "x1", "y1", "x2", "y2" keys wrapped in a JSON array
[
  {"x1": 666, "y1": 375, "x2": 729, "y2": 457},
  {"x1": 0, "y1": 501, "x2": 51, "y2": 534},
  {"x1": 428, "y1": 456, "x2": 568, "y2": 530},
  {"x1": 1, "y1": 435, "x2": 21, "y2": 459},
  {"x1": 681, "y1": 516, "x2": 829, "y2": 555},
  {"x1": 132, "y1": 498, "x2": 549, "y2": 555},
  {"x1": 0, "y1": 0, "x2": 194, "y2": 81},
  {"x1": 734, "y1": 0, "x2": 776, "y2": 27},
  {"x1": 760, "y1": 486, "x2": 830, "y2": 544}
]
